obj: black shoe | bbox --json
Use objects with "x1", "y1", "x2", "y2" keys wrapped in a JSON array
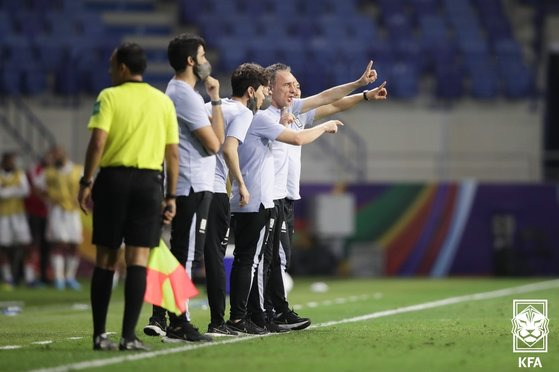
[
  {"x1": 144, "y1": 317, "x2": 167, "y2": 336},
  {"x1": 275, "y1": 309, "x2": 311, "y2": 331},
  {"x1": 225, "y1": 319, "x2": 269, "y2": 335},
  {"x1": 250, "y1": 315, "x2": 288, "y2": 334},
  {"x1": 93, "y1": 333, "x2": 117, "y2": 351},
  {"x1": 163, "y1": 322, "x2": 213, "y2": 342},
  {"x1": 207, "y1": 322, "x2": 239, "y2": 337},
  {"x1": 264, "y1": 321, "x2": 290, "y2": 333},
  {"x1": 119, "y1": 337, "x2": 150, "y2": 351}
]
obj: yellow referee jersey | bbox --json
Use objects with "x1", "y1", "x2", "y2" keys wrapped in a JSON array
[{"x1": 87, "y1": 81, "x2": 179, "y2": 171}]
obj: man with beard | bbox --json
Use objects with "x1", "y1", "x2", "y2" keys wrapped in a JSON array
[{"x1": 144, "y1": 34, "x2": 223, "y2": 343}]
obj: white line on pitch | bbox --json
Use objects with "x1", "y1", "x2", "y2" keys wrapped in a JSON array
[
  {"x1": 30, "y1": 279, "x2": 559, "y2": 372},
  {"x1": 0, "y1": 345, "x2": 22, "y2": 350},
  {"x1": 31, "y1": 341, "x2": 53, "y2": 345}
]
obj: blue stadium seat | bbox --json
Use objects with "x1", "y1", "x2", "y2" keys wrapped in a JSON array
[
  {"x1": 14, "y1": 11, "x2": 47, "y2": 37},
  {"x1": 0, "y1": 67, "x2": 23, "y2": 95},
  {"x1": 34, "y1": 35, "x2": 68, "y2": 72},
  {"x1": 435, "y1": 62, "x2": 464, "y2": 99},
  {"x1": 390, "y1": 62, "x2": 419, "y2": 99},
  {"x1": 23, "y1": 66, "x2": 47, "y2": 95},
  {"x1": 46, "y1": 12, "x2": 79, "y2": 36}
]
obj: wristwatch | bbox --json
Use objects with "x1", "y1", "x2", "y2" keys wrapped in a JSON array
[{"x1": 79, "y1": 176, "x2": 93, "y2": 188}]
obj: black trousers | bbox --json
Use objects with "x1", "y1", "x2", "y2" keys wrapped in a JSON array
[
  {"x1": 28, "y1": 215, "x2": 49, "y2": 283},
  {"x1": 263, "y1": 198, "x2": 293, "y2": 316},
  {"x1": 229, "y1": 205, "x2": 274, "y2": 321},
  {"x1": 284, "y1": 198, "x2": 295, "y2": 248},
  {"x1": 153, "y1": 189, "x2": 213, "y2": 323},
  {"x1": 204, "y1": 192, "x2": 230, "y2": 326}
]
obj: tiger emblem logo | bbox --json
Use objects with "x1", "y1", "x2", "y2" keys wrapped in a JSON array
[{"x1": 511, "y1": 303, "x2": 549, "y2": 349}]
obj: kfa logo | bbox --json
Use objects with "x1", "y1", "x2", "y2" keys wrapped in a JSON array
[
  {"x1": 511, "y1": 299, "x2": 549, "y2": 353},
  {"x1": 511, "y1": 299, "x2": 548, "y2": 368}
]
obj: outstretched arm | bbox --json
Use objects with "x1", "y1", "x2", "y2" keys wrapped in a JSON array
[
  {"x1": 314, "y1": 81, "x2": 388, "y2": 121},
  {"x1": 301, "y1": 61, "x2": 377, "y2": 113},
  {"x1": 276, "y1": 120, "x2": 344, "y2": 146}
]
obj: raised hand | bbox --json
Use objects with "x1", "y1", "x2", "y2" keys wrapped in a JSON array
[
  {"x1": 280, "y1": 108, "x2": 295, "y2": 126},
  {"x1": 204, "y1": 76, "x2": 220, "y2": 101},
  {"x1": 367, "y1": 81, "x2": 388, "y2": 100},
  {"x1": 357, "y1": 61, "x2": 378, "y2": 87}
]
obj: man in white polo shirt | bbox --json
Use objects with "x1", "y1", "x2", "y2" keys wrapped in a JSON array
[
  {"x1": 285, "y1": 80, "x2": 388, "y2": 241},
  {"x1": 227, "y1": 61, "x2": 377, "y2": 333},
  {"x1": 202, "y1": 62, "x2": 269, "y2": 337},
  {"x1": 264, "y1": 79, "x2": 388, "y2": 322},
  {"x1": 144, "y1": 33, "x2": 224, "y2": 343}
]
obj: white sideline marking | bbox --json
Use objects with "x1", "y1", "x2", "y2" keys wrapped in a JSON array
[
  {"x1": 0, "y1": 345, "x2": 21, "y2": 350},
  {"x1": 30, "y1": 279, "x2": 559, "y2": 372},
  {"x1": 66, "y1": 337, "x2": 83, "y2": 341},
  {"x1": 31, "y1": 341, "x2": 53, "y2": 345}
]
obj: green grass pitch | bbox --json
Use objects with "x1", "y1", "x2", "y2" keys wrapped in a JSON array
[{"x1": 1, "y1": 277, "x2": 558, "y2": 371}]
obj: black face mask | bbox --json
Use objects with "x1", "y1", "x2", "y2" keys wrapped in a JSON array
[
  {"x1": 2, "y1": 165, "x2": 14, "y2": 172},
  {"x1": 247, "y1": 96, "x2": 257, "y2": 114},
  {"x1": 259, "y1": 95, "x2": 272, "y2": 110},
  {"x1": 55, "y1": 160, "x2": 64, "y2": 168}
]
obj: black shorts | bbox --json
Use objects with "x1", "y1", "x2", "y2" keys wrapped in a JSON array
[{"x1": 92, "y1": 167, "x2": 163, "y2": 249}]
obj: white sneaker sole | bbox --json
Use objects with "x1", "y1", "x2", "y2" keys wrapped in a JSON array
[
  {"x1": 277, "y1": 320, "x2": 311, "y2": 331},
  {"x1": 143, "y1": 325, "x2": 166, "y2": 337}
]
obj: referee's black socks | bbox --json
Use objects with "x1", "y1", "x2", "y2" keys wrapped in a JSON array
[
  {"x1": 91, "y1": 267, "x2": 115, "y2": 338},
  {"x1": 122, "y1": 265, "x2": 147, "y2": 341}
]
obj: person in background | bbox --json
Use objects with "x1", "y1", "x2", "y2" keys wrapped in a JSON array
[
  {"x1": 0, "y1": 152, "x2": 32, "y2": 289},
  {"x1": 25, "y1": 149, "x2": 54, "y2": 286},
  {"x1": 42, "y1": 146, "x2": 83, "y2": 291}
]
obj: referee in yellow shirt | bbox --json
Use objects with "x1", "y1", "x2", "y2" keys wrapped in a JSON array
[{"x1": 77, "y1": 42, "x2": 179, "y2": 351}]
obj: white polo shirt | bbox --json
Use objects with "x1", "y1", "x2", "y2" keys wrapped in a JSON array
[
  {"x1": 166, "y1": 79, "x2": 216, "y2": 195},
  {"x1": 271, "y1": 99, "x2": 304, "y2": 200},
  {"x1": 231, "y1": 107, "x2": 286, "y2": 213},
  {"x1": 205, "y1": 98, "x2": 253, "y2": 193},
  {"x1": 286, "y1": 109, "x2": 316, "y2": 200}
]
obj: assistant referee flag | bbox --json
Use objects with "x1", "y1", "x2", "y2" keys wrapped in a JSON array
[{"x1": 144, "y1": 240, "x2": 198, "y2": 315}]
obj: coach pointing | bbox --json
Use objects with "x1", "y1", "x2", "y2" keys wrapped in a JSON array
[{"x1": 77, "y1": 42, "x2": 179, "y2": 351}]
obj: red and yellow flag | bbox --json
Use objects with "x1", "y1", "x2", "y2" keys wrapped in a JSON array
[{"x1": 144, "y1": 240, "x2": 198, "y2": 315}]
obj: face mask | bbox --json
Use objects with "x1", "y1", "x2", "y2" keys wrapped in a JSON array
[
  {"x1": 2, "y1": 165, "x2": 14, "y2": 172},
  {"x1": 55, "y1": 160, "x2": 64, "y2": 168},
  {"x1": 259, "y1": 94, "x2": 272, "y2": 110},
  {"x1": 247, "y1": 96, "x2": 257, "y2": 114},
  {"x1": 194, "y1": 61, "x2": 212, "y2": 82}
]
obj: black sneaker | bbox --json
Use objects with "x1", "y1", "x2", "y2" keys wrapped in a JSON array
[
  {"x1": 207, "y1": 323, "x2": 239, "y2": 337},
  {"x1": 275, "y1": 309, "x2": 311, "y2": 330},
  {"x1": 119, "y1": 337, "x2": 150, "y2": 351},
  {"x1": 93, "y1": 333, "x2": 117, "y2": 351},
  {"x1": 250, "y1": 316, "x2": 288, "y2": 334},
  {"x1": 163, "y1": 322, "x2": 213, "y2": 343},
  {"x1": 225, "y1": 319, "x2": 269, "y2": 335},
  {"x1": 144, "y1": 317, "x2": 167, "y2": 336},
  {"x1": 264, "y1": 321, "x2": 290, "y2": 333}
]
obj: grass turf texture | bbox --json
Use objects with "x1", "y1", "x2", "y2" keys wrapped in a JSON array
[{"x1": 1, "y1": 278, "x2": 558, "y2": 371}]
